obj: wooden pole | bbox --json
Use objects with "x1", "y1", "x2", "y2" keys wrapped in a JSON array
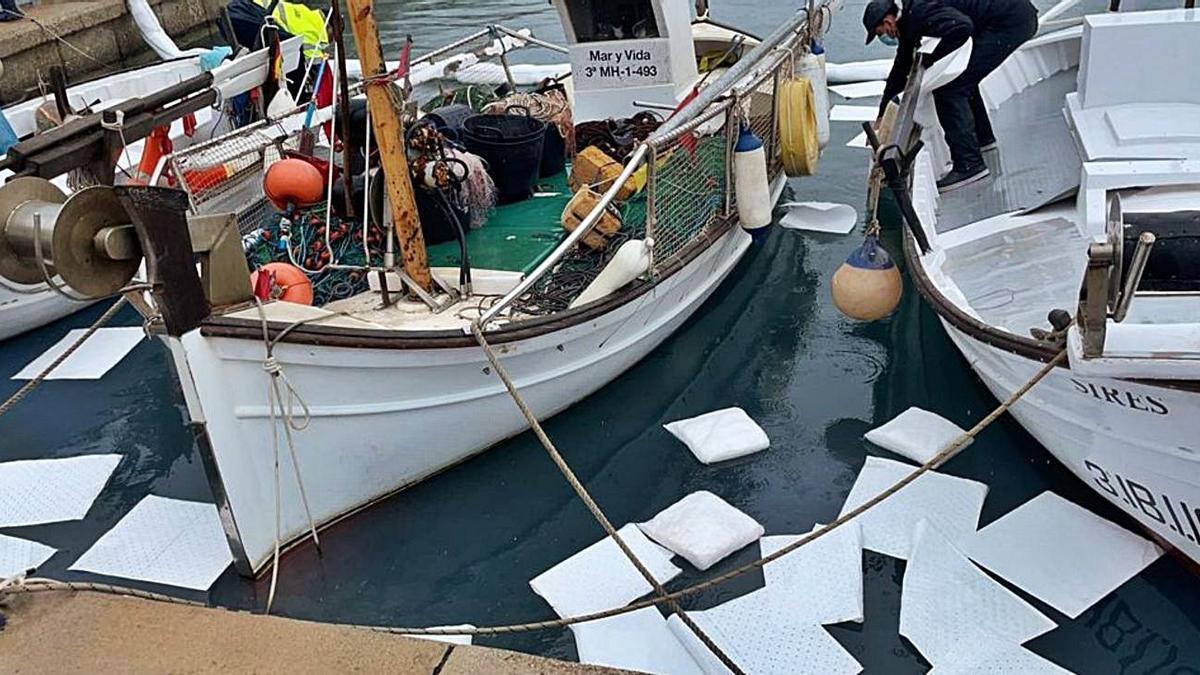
[{"x1": 342, "y1": 0, "x2": 433, "y2": 292}]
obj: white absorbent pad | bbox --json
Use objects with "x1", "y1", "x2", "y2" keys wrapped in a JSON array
[
  {"x1": 825, "y1": 59, "x2": 893, "y2": 84},
  {"x1": 901, "y1": 521, "x2": 1056, "y2": 667},
  {"x1": 572, "y1": 607, "x2": 704, "y2": 675},
  {"x1": 70, "y1": 495, "x2": 233, "y2": 591},
  {"x1": 864, "y1": 407, "x2": 971, "y2": 465},
  {"x1": 759, "y1": 522, "x2": 864, "y2": 624},
  {"x1": 667, "y1": 594, "x2": 863, "y2": 675},
  {"x1": 778, "y1": 202, "x2": 858, "y2": 234},
  {"x1": 13, "y1": 327, "x2": 144, "y2": 380},
  {"x1": 966, "y1": 491, "x2": 1162, "y2": 619},
  {"x1": 830, "y1": 105, "x2": 878, "y2": 123},
  {"x1": 0, "y1": 533, "x2": 56, "y2": 578},
  {"x1": 838, "y1": 456, "x2": 988, "y2": 559},
  {"x1": 639, "y1": 491, "x2": 764, "y2": 571},
  {"x1": 0, "y1": 454, "x2": 121, "y2": 527},
  {"x1": 829, "y1": 81, "x2": 887, "y2": 99},
  {"x1": 846, "y1": 131, "x2": 870, "y2": 149},
  {"x1": 529, "y1": 523, "x2": 681, "y2": 618},
  {"x1": 407, "y1": 625, "x2": 475, "y2": 646},
  {"x1": 664, "y1": 408, "x2": 770, "y2": 465},
  {"x1": 928, "y1": 642, "x2": 1074, "y2": 674}
]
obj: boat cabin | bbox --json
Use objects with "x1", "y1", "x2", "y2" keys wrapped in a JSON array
[{"x1": 554, "y1": 0, "x2": 700, "y2": 121}]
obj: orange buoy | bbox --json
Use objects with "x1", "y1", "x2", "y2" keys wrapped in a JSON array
[
  {"x1": 251, "y1": 262, "x2": 314, "y2": 305},
  {"x1": 831, "y1": 235, "x2": 903, "y2": 320},
  {"x1": 263, "y1": 157, "x2": 325, "y2": 211}
]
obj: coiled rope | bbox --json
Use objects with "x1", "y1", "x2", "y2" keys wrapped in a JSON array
[{"x1": 2, "y1": 328, "x2": 1068, "y2": 647}]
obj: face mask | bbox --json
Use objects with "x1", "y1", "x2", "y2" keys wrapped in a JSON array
[{"x1": 879, "y1": 34, "x2": 899, "y2": 47}]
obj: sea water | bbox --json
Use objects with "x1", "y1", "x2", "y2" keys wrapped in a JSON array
[{"x1": 1, "y1": 0, "x2": 1197, "y2": 671}]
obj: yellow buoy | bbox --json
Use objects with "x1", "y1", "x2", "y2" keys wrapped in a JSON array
[
  {"x1": 831, "y1": 235, "x2": 902, "y2": 320},
  {"x1": 776, "y1": 77, "x2": 820, "y2": 177}
]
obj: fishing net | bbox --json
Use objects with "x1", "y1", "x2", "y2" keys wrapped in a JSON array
[{"x1": 243, "y1": 209, "x2": 389, "y2": 307}]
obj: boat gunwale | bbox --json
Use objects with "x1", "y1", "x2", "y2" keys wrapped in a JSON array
[
  {"x1": 195, "y1": 212, "x2": 741, "y2": 349},
  {"x1": 901, "y1": 224, "x2": 1200, "y2": 395}
]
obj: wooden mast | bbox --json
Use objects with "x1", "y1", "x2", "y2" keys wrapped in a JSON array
[{"x1": 342, "y1": 0, "x2": 433, "y2": 292}]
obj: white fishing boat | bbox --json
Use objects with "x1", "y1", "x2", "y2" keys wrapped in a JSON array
[
  {"x1": 0, "y1": 38, "x2": 303, "y2": 341},
  {"x1": 0, "y1": 0, "x2": 834, "y2": 575},
  {"x1": 887, "y1": 7, "x2": 1200, "y2": 564}
]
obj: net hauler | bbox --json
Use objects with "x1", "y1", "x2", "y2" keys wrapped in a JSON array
[{"x1": 555, "y1": 0, "x2": 700, "y2": 121}]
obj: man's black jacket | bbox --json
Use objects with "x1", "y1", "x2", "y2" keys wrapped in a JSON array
[{"x1": 878, "y1": 0, "x2": 1014, "y2": 114}]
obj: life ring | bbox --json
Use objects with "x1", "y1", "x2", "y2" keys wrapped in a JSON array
[
  {"x1": 777, "y1": 77, "x2": 820, "y2": 177},
  {"x1": 251, "y1": 262, "x2": 314, "y2": 305}
]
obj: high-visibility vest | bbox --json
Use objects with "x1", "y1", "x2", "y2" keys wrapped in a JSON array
[{"x1": 255, "y1": 0, "x2": 328, "y2": 58}]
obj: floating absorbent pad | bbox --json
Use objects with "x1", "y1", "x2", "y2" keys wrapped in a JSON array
[
  {"x1": 829, "y1": 81, "x2": 887, "y2": 99},
  {"x1": 864, "y1": 407, "x2": 971, "y2": 465},
  {"x1": 667, "y1": 594, "x2": 863, "y2": 675},
  {"x1": 759, "y1": 522, "x2": 865, "y2": 625},
  {"x1": 928, "y1": 642, "x2": 1074, "y2": 674},
  {"x1": 829, "y1": 105, "x2": 879, "y2": 123},
  {"x1": 0, "y1": 454, "x2": 121, "y2": 527},
  {"x1": 13, "y1": 327, "x2": 144, "y2": 380},
  {"x1": 966, "y1": 491, "x2": 1162, "y2": 619},
  {"x1": 70, "y1": 495, "x2": 233, "y2": 591},
  {"x1": 572, "y1": 607, "x2": 704, "y2": 675},
  {"x1": 846, "y1": 131, "x2": 871, "y2": 149},
  {"x1": 779, "y1": 202, "x2": 858, "y2": 234},
  {"x1": 663, "y1": 407, "x2": 770, "y2": 465},
  {"x1": 901, "y1": 520, "x2": 1056, "y2": 668},
  {"x1": 837, "y1": 456, "x2": 987, "y2": 559},
  {"x1": 639, "y1": 491, "x2": 764, "y2": 571},
  {"x1": 529, "y1": 523, "x2": 681, "y2": 619},
  {"x1": 0, "y1": 533, "x2": 56, "y2": 578}
]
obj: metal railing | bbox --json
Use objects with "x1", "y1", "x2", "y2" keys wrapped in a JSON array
[{"x1": 479, "y1": 12, "x2": 819, "y2": 326}]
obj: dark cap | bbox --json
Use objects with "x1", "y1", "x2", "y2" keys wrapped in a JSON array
[{"x1": 863, "y1": 0, "x2": 897, "y2": 44}]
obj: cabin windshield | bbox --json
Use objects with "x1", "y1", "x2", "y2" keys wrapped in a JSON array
[{"x1": 564, "y1": 0, "x2": 661, "y2": 42}]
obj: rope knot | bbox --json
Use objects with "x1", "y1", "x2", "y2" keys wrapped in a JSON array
[{"x1": 262, "y1": 356, "x2": 283, "y2": 376}]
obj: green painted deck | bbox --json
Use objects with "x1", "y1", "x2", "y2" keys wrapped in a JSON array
[{"x1": 426, "y1": 171, "x2": 572, "y2": 274}]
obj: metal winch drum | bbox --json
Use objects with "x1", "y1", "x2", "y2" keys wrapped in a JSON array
[{"x1": 0, "y1": 177, "x2": 142, "y2": 298}]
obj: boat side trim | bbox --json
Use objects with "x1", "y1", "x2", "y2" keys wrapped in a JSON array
[{"x1": 198, "y1": 210, "x2": 743, "y2": 348}]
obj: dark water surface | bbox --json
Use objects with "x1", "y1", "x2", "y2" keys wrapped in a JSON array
[{"x1": 2, "y1": 0, "x2": 1199, "y2": 672}]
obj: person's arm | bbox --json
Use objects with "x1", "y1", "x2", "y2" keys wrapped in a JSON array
[
  {"x1": 878, "y1": 36, "x2": 916, "y2": 117},
  {"x1": 917, "y1": 4, "x2": 973, "y2": 61}
]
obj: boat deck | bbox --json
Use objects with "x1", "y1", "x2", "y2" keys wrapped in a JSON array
[
  {"x1": 941, "y1": 211, "x2": 1087, "y2": 335},
  {"x1": 425, "y1": 171, "x2": 571, "y2": 274},
  {"x1": 936, "y1": 69, "x2": 1081, "y2": 234}
]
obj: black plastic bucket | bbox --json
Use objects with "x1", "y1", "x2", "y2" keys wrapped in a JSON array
[
  {"x1": 540, "y1": 124, "x2": 566, "y2": 178},
  {"x1": 462, "y1": 106, "x2": 546, "y2": 203},
  {"x1": 425, "y1": 104, "x2": 474, "y2": 141}
]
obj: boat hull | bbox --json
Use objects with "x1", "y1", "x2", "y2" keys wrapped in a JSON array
[
  {"x1": 171, "y1": 222, "x2": 757, "y2": 574},
  {"x1": 942, "y1": 322, "x2": 1200, "y2": 563},
  {"x1": 0, "y1": 285, "x2": 93, "y2": 342}
]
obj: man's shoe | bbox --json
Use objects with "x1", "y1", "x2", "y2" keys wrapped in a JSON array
[
  {"x1": 979, "y1": 140, "x2": 999, "y2": 152},
  {"x1": 937, "y1": 165, "x2": 991, "y2": 193}
]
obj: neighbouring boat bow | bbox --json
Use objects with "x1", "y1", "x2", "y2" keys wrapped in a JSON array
[{"x1": 882, "y1": 8, "x2": 1200, "y2": 565}]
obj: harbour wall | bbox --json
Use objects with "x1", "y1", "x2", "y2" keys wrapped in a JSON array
[{"x1": 0, "y1": 0, "x2": 225, "y2": 104}]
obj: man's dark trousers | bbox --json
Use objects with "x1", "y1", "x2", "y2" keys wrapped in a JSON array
[{"x1": 934, "y1": 2, "x2": 1038, "y2": 172}]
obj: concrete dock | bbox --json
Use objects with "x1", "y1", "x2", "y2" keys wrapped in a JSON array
[
  {"x1": 0, "y1": 0, "x2": 223, "y2": 103},
  {"x1": 0, "y1": 590, "x2": 626, "y2": 673}
]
